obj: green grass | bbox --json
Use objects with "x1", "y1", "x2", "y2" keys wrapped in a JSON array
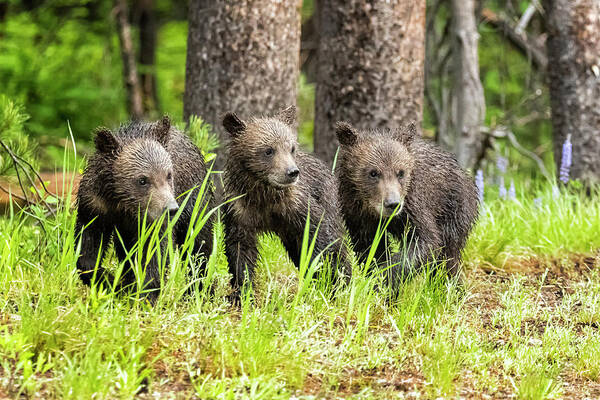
[{"x1": 1, "y1": 155, "x2": 600, "y2": 398}]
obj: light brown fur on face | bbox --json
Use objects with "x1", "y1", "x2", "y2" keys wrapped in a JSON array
[
  {"x1": 229, "y1": 116, "x2": 300, "y2": 189},
  {"x1": 75, "y1": 117, "x2": 216, "y2": 299},
  {"x1": 349, "y1": 139, "x2": 415, "y2": 218},
  {"x1": 336, "y1": 121, "x2": 479, "y2": 287},
  {"x1": 221, "y1": 107, "x2": 352, "y2": 300},
  {"x1": 113, "y1": 139, "x2": 177, "y2": 221}
]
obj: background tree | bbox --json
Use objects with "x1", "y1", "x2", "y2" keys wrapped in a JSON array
[
  {"x1": 135, "y1": 0, "x2": 159, "y2": 115},
  {"x1": 313, "y1": 0, "x2": 426, "y2": 164},
  {"x1": 114, "y1": 0, "x2": 144, "y2": 120},
  {"x1": 445, "y1": 0, "x2": 486, "y2": 169},
  {"x1": 184, "y1": 1, "x2": 301, "y2": 170},
  {"x1": 544, "y1": 0, "x2": 600, "y2": 185}
]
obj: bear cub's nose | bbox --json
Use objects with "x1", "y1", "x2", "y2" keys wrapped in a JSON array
[
  {"x1": 167, "y1": 200, "x2": 179, "y2": 217},
  {"x1": 286, "y1": 167, "x2": 300, "y2": 179},
  {"x1": 384, "y1": 200, "x2": 400, "y2": 210}
]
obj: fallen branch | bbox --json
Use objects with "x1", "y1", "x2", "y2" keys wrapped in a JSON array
[
  {"x1": 481, "y1": 8, "x2": 547, "y2": 71},
  {"x1": 0, "y1": 138, "x2": 59, "y2": 215},
  {"x1": 479, "y1": 125, "x2": 552, "y2": 181},
  {"x1": 0, "y1": 183, "x2": 29, "y2": 203}
]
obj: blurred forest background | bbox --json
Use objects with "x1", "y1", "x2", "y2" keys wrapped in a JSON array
[{"x1": 0, "y1": 0, "x2": 596, "y2": 185}]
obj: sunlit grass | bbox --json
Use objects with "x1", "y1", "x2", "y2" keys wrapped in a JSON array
[{"x1": 1, "y1": 146, "x2": 600, "y2": 398}]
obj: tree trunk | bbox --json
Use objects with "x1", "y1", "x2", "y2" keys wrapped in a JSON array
[
  {"x1": 136, "y1": 0, "x2": 159, "y2": 115},
  {"x1": 0, "y1": 2, "x2": 7, "y2": 24},
  {"x1": 444, "y1": 0, "x2": 486, "y2": 170},
  {"x1": 115, "y1": 0, "x2": 144, "y2": 120},
  {"x1": 313, "y1": 0, "x2": 426, "y2": 164},
  {"x1": 544, "y1": 0, "x2": 600, "y2": 185},
  {"x1": 300, "y1": 12, "x2": 319, "y2": 83},
  {"x1": 184, "y1": 1, "x2": 301, "y2": 170}
]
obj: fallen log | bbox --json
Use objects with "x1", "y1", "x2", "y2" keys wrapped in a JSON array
[{"x1": 0, "y1": 171, "x2": 80, "y2": 214}]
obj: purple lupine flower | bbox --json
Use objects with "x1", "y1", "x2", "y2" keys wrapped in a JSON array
[
  {"x1": 475, "y1": 169, "x2": 484, "y2": 204},
  {"x1": 496, "y1": 156, "x2": 508, "y2": 174},
  {"x1": 533, "y1": 197, "x2": 542, "y2": 208},
  {"x1": 559, "y1": 134, "x2": 572, "y2": 184},
  {"x1": 498, "y1": 176, "x2": 507, "y2": 199},
  {"x1": 508, "y1": 180, "x2": 516, "y2": 200}
]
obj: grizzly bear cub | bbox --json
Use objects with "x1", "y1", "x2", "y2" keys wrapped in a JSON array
[
  {"x1": 75, "y1": 116, "x2": 215, "y2": 297},
  {"x1": 335, "y1": 122, "x2": 479, "y2": 287},
  {"x1": 222, "y1": 106, "x2": 351, "y2": 298}
]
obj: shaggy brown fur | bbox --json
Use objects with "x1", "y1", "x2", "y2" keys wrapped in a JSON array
[
  {"x1": 222, "y1": 107, "x2": 351, "y2": 298},
  {"x1": 75, "y1": 116, "x2": 215, "y2": 298},
  {"x1": 335, "y1": 122, "x2": 479, "y2": 287}
]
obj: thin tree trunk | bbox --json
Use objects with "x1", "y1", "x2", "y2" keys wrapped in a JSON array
[
  {"x1": 300, "y1": 12, "x2": 319, "y2": 83},
  {"x1": 444, "y1": 0, "x2": 486, "y2": 169},
  {"x1": 184, "y1": 1, "x2": 301, "y2": 171},
  {"x1": 544, "y1": 0, "x2": 600, "y2": 185},
  {"x1": 136, "y1": 0, "x2": 159, "y2": 114},
  {"x1": 313, "y1": 0, "x2": 426, "y2": 164},
  {"x1": 115, "y1": 0, "x2": 144, "y2": 120},
  {"x1": 0, "y1": 2, "x2": 7, "y2": 24}
]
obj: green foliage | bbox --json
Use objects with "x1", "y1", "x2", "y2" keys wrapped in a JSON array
[
  {"x1": 0, "y1": 10, "x2": 126, "y2": 168},
  {"x1": 0, "y1": 96, "x2": 37, "y2": 175},
  {"x1": 297, "y1": 74, "x2": 315, "y2": 151},
  {"x1": 155, "y1": 21, "x2": 188, "y2": 122},
  {"x1": 183, "y1": 115, "x2": 220, "y2": 164},
  {"x1": 301, "y1": 0, "x2": 315, "y2": 22}
]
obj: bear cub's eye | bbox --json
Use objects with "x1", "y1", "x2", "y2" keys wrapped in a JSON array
[
  {"x1": 167, "y1": 172, "x2": 173, "y2": 181},
  {"x1": 265, "y1": 148, "x2": 274, "y2": 156},
  {"x1": 369, "y1": 170, "x2": 379, "y2": 178},
  {"x1": 397, "y1": 170, "x2": 404, "y2": 179},
  {"x1": 138, "y1": 177, "x2": 148, "y2": 186}
]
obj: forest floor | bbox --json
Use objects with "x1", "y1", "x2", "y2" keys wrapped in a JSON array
[
  {"x1": 0, "y1": 181, "x2": 599, "y2": 399},
  {"x1": 141, "y1": 254, "x2": 600, "y2": 400}
]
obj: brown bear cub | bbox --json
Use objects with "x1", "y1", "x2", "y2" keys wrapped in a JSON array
[
  {"x1": 222, "y1": 107, "x2": 351, "y2": 298},
  {"x1": 75, "y1": 116, "x2": 215, "y2": 298},
  {"x1": 335, "y1": 122, "x2": 479, "y2": 288}
]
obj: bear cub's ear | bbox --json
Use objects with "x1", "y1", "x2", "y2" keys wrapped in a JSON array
[
  {"x1": 335, "y1": 122, "x2": 358, "y2": 146},
  {"x1": 392, "y1": 122, "x2": 418, "y2": 145},
  {"x1": 94, "y1": 128, "x2": 120, "y2": 154},
  {"x1": 222, "y1": 112, "x2": 246, "y2": 136},
  {"x1": 275, "y1": 105, "x2": 297, "y2": 126},
  {"x1": 152, "y1": 115, "x2": 171, "y2": 147}
]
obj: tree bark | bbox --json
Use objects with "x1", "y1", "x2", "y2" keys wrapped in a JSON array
[
  {"x1": 136, "y1": 0, "x2": 159, "y2": 115},
  {"x1": 313, "y1": 0, "x2": 426, "y2": 164},
  {"x1": 443, "y1": 0, "x2": 486, "y2": 169},
  {"x1": 184, "y1": 1, "x2": 301, "y2": 170},
  {"x1": 544, "y1": 0, "x2": 600, "y2": 185},
  {"x1": 115, "y1": 0, "x2": 144, "y2": 120}
]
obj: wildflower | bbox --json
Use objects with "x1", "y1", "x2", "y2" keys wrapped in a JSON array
[
  {"x1": 496, "y1": 156, "x2": 508, "y2": 174},
  {"x1": 508, "y1": 180, "x2": 516, "y2": 200},
  {"x1": 476, "y1": 169, "x2": 484, "y2": 203},
  {"x1": 559, "y1": 134, "x2": 572, "y2": 183},
  {"x1": 498, "y1": 176, "x2": 507, "y2": 199}
]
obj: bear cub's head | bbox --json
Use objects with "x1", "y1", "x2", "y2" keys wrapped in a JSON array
[
  {"x1": 336, "y1": 122, "x2": 417, "y2": 218},
  {"x1": 94, "y1": 116, "x2": 179, "y2": 221},
  {"x1": 223, "y1": 106, "x2": 300, "y2": 189}
]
